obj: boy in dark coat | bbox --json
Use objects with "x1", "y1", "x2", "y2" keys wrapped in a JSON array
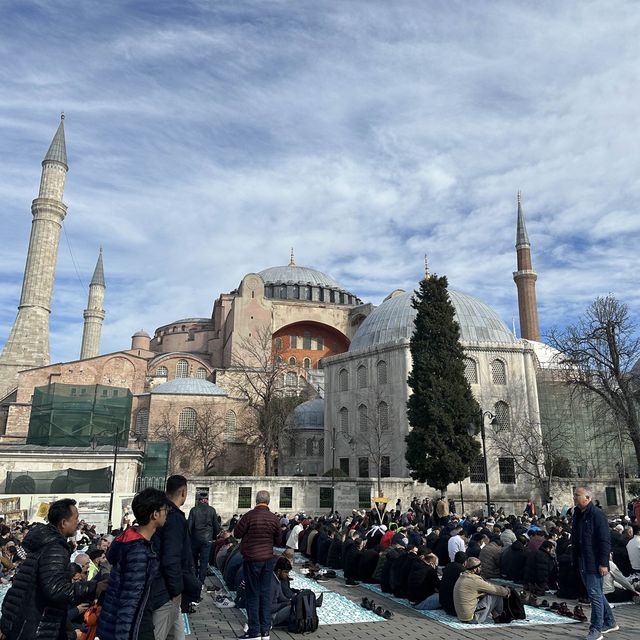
[{"x1": 97, "y1": 488, "x2": 167, "y2": 640}]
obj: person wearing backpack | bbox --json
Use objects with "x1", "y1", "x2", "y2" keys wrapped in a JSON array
[{"x1": 0, "y1": 499, "x2": 101, "y2": 640}]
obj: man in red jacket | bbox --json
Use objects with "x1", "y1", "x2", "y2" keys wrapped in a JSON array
[{"x1": 233, "y1": 490, "x2": 281, "y2": 640}]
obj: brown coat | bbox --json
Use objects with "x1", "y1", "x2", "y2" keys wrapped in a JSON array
[
  {"x1": 233, "y1": 504, "x2": 281, "y2": 562},
  {"x1": 453, "y1": 571, "x2": 509, "y2": 622}
]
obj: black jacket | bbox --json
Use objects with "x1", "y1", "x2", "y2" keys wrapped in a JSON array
[
  {"x1": 391, "y1": 552, "x2": 419, "y2": 598},
  {"x1": 151, "y1": 503, "x2": 201, "y2": 609},
  {"x1": 439, "y1": 561, "x2": 464, "y2": 615},
  {"x1": 524, "y1": 549, "x2": 556, "y2": 594},
  {"x1": 406, "y1": 561, "x2": 439, "y2": 604},
  {"x1": 326, "y1": 539, "x2": 343, "y2": 569},
  {"x1": 380, "y1": 547, "x2": 404, "y2": 593},
  {"x1": 1, "y1": 524, "x2": 95, "y2": 640},
  {"x1": 358, "y1": 549, "x2": 380, "y2": 583},
  {"x1": 316, "y1": 534, "x2": 332, "y2": 566},
  {"x1": 501, "y1": 540, "x2": 529, "y2": 582},
  {"x1": 571, "y1": 502, "x2": 610, "y2": 573},
  {"x1": 187, "y1": 503, "x2": 220, "y2": 544},
  {"x1": 342, "y1": 542, "x2": 361, "y2": 581}
]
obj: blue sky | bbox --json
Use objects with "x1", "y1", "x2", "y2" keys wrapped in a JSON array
[{"x1": 1, "y1": 1, "x2": 639, "y2": 363}]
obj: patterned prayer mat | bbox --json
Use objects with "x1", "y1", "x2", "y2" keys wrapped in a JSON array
[
  {"x1": 358, "y1": 581, "x2": 580, "y2": 629},
  {"x1": 211, "y1": 566, "x2": 384, "y2": 625}
]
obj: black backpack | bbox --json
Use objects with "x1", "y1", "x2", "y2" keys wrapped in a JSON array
[
  {"x1": 287, "y1": 589, "x2": 320, "y2": 633},
  {"x1": 496, "y1": 590, "x2": 527, "y2": 623}
]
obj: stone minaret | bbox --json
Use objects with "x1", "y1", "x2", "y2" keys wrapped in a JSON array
[
  {"x1": 80, "y1": 249, "x2": 106, "y2": 359},
  {"x1": 512, "y1": 191, "x2": 540, "y2": 341},
  {"x1": 0, "y1": 115, "x2": 69, "y2": 397}
]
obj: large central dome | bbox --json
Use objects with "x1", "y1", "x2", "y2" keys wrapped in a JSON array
[
  {"x1": 350, "y1": 289, "x2": 517, "y2": 351},
  {"x1": 259, "y1": 265, "x2": 340, "y2": 288}
]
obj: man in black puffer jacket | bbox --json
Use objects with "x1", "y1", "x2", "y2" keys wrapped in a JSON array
[
  {"x1": 1, "y1": 499, "x2": 98, "y2": 640},
  {"x1": 501, "y1": 535, "x2": 529, "y2": 582},
  {"x1": 188, "y1": 494, "x2": 220, "y2": 584}
]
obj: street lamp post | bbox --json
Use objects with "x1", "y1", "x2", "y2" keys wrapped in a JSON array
[
  {"x1": 331, "y1": 423, "x2": 336, "y2": 513},
  {"x1": 469, "y1": 410, "x2": 496, "y2": 517}
]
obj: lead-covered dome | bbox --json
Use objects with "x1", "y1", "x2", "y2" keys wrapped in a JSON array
[
  {"x1": 259, "y1": 265, "x2": 340, "y2": 288},
  {"x1": 350, "y1": 290, "x2": 516, "y2": 352},
  {"x1": 290, "y1": 398, "x2": 324, "y2": 429},
  {"x1": 151, "y1": 378, "x2": 227, "y2": 396}
]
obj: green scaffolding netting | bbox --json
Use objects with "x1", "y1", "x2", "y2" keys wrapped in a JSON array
[
  {"x1": 142, "y1": 441, "x2": 170, "y2": 478},
  {"x1": 4, "y1": 467, "x2": 112, "y2": 494},
  {"x1": 26, "y1": 383, "x2": 132, "y2": 447}
]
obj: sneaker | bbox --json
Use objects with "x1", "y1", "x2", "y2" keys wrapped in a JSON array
[
  {"x1": 261, "y1": 635, "x2": 270, "y2": 640},
  {"x1": 216, "y1": 597, "x2": 236, "y2": 608},
  {"x1": 602, "y1": 625, "x2": 619, "y2": 635},
  {"x1": 585, "y1": 631, "x2": 603, "y2": 640},
  {"x1": 236, "y1": 635, "x2": 260, "y2": 640}
]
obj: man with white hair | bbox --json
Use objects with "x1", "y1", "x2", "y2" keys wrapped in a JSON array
[{"x1": 233, "y1": 490, "x2": 281, "y2": 640}]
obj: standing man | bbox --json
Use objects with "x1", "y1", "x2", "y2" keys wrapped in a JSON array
[
  {"x1": 151, "y1": 475, "x2": 201, "y2": 640},
  {"x1": 572, "y1": 487, "x2": 618, "y2": 640},
  {"x1": 233, "y1": 490, "x2": 281, "y2": 640},
  {"x1": 188, "y1": 492, "x2": 220, "y2": 584},
  {"x1": 0, "y1": 499, "x2": 100, "y2": 640}
]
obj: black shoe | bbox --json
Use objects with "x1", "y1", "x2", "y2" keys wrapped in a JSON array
[{"x1": 345, "y1": 579, "x2": 360, "y2": 587}]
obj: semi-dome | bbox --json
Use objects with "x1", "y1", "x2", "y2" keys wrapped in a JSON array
[
  {"x1": 151, "y1": 378, "x2": 227, "y2": 396},
  {"x1": 259, "y1": 265, "x2": 340, "y2": 289},
  {"x1": 290, "y1": 398, "x2": 324, "y2": 429},
  {"x1": 350, "y1": 290, "x2": 516, "y2": 352}
]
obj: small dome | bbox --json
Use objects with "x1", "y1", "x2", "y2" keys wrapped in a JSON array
[
  {"x1": 290, "y1": 398, "x2": 324, "y2": 430},
  {"x1": 132, "y1": 330, "x2": 150, "y2": 338},
  {"x1": 259, "y1": 265, "x2": 340, "y2": 289},
  {"x1": 350, "y1": 289, "x2": 516, "y2": 351},
  {"x1": 152, "y1": 378, "x2": 227, "y2": 396}
]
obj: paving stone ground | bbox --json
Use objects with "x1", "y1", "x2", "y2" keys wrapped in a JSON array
[{"x1": 191, "y1": 574, "x2": 639, "y2": 640}]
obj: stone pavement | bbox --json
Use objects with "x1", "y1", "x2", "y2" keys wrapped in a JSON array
[{"x1": 191, "y1": 575, "x2": 639, "y2": 640}]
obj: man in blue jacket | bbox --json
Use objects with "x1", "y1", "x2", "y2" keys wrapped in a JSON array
[
  {"x1": 151, "y1": 475, "x2": 202, "y2": 640},
  {"x1": 571, "y1": 487, "x2": 618, "y2": 640},
  {"x1": 97, "y1": 487, "x2": 167, "y2": 640}
]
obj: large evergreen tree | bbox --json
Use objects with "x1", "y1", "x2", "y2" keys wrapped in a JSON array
[{"x1": 406, "y1": 274, "x2": 481, "y2": 493}]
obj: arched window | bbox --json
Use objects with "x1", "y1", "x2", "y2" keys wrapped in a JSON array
[
  {"x1": 276, "y1": 356, "x2": 284, "y2": 366},
  {"x1": 306, "y1": 439, "x2": 314, "y2": 456},
  {"x1": 279, "y1": 285, "x2": 287, "y2": 299},
  {"x1": 464, "y1": 358, "x2": 478, "y2": 384},
  {"x1": 494, "y1": 401, "x2": 510, "y2": 431},
  {"x1": 176, "y1": 359, "x2": 189, "y2": 378},
  {"x1": 298, "y1": 375, "x2": 305, "y2": 387},
  {"x1": 225, "y1": 410, "x2": 237, "y2": 440},
  {"x1": 339, "y1": 407, "x2": 349, "y2": 434},
  {"x1": 286, "y1": 372, "x2": 297, "y2": 387},
  {"x1": 178, "y1": 407, "x2": 197, "y2": 435},
  {"x1": 195, "y1": 367, "x2": 207, "y2": 379},
  {"x1": 274, "y1": 337, "x2": 283, "y2": 352},
  {"x1": 357, "y1": 365, "x2": 367, "y2": 389},
  {"x1": 358, "y1": 404, "x2": 368, "y2": 432},
  {"x1": 377, "y1": 360, "x2": 387, "y2": 385},
  {"x1": 291, "y1": 335, "x2": 298, "y2": 349},
  {"x1": 339, "y1": 369, "x2": 349, "y2": 392},
  {"x1": 491, "y1": 359, "x2": 507, "y2": 385},
  {"x1": 275, "y1": 375, "x2": 284, "y2": 388},
  {"x1": 288, "y1": 356, "x2": 297, "y2": 366},
  {"x1": 378, "y1": 401, "x2": 389, "y2": 430},
  {"x1": 316, "y1": 336, "x2": 324, "y2": 351},
  {"x1": 156, "y1": 366, "x2": 168, "y2": 377},
  {"x1": 135, "y1": 409, "x2": 149, "y2": 438},
  {"x1": 288, "y1": 438, "x2": 296, "y2": 456},
  {"x1": 303, "y1": 358, "x2": 311, "y2": 369},
  {"x1": 303, "y1": 331, "x2": 311, "y2": 350},
  {"x1": 318, "y1": 438, "x2": 324, "y2": 455}
]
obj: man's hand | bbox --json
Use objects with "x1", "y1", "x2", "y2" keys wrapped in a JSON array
[
  {"x1": 598, "y1": 565, "x2": 609, "y2": 577},
  {"x1": 77, "y1": 603, "x2": 90, "y2": 613}
]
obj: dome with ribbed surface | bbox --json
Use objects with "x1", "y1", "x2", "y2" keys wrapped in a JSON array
[
  {"x1": 350, "y1": 290, "x2": 516, "y2": 352},
  {"x1": 259, "y1": 265, "x2": 340, "y2": 288},
  {"x1": 290, "y1": 398, "x2": 324, "y2": 430},
  {"x1": 152, "y1": 378, "x2": 227, "y2": 396}
]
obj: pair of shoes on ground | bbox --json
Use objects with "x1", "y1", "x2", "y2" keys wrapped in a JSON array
[
  {"x1": 236, "y1": 633, "x2": 270, "y2": 640},
  {"x1": 360, "y1": 597, "x2": 393, "y2": 619},
  {"x1": 345, "y1": 578, "x2": 360, "y2": 586},
  {"x1": 215, "y1": 595, "x2": 235, "y2": 608}
]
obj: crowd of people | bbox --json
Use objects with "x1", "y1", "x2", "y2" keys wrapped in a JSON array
[{"x1": 1, "y1": 483, "x2": 640, "y2": 640}]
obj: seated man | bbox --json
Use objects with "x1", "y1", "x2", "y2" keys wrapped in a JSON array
[
  {"x1": 453, "y1": 557, "x2": 509, "y2": 624},
  {"x1": 479, "y1": 536, "x2": 503, "y2": 580},
  {"x1": 411, "y1": 553, "x2": 440, "y2": 610},
  {"x1": 523, "y1": 540, "x2": 556, "y2": 596},
  {"x1": 604, "y1": 554, "x2": 640, "y2": 603},
  {"x1": 439, "y1": 551, "x2": 466, "y2": 616},
  {"x1": 271, "y1": 557, "x2": 295, "y2": 627}
]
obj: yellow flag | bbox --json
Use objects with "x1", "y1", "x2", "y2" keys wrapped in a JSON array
[{"x1": 36, "y1": 502, "x2": 49, "y2": 519}]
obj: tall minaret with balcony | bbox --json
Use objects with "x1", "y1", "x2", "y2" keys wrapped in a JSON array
[
  {"x1": 80, "y1": 249, "x2": 106, "y2": 359},
  {"x1": 512, "y1": 191, "x2": 540, "y2": 341},
  {"x1": 0, "y1": 115, "x2": 69, "y2": 398}
]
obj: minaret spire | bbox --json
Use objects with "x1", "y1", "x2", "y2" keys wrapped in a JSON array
[
  {"x1": 289, "y1": 247, "x2": 295, "y2": 267},
  {"x1": 0, "y1": 116, "x2": 69, "y2": 397},
  {"x1": 512, "y1": 192, "x2": 540, "y2": 341},
  {"x1": 80, "y1": 249, "x2": 106, "y2": 359}
]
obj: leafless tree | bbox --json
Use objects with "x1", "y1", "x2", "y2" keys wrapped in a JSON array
[
  {"x1": 227, "y1": 325, "x2": 312, "y2": 475},
  {"x1": 151, "y1": 404, "x2": 227, "y2": 475},
  {"x1": 548, "y1": 295, "x2": 640, "y2": 475}
]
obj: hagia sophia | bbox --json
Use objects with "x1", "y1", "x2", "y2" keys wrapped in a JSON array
[{"x1": 0, "y1": 117, "x2": 628, "y2": 519}]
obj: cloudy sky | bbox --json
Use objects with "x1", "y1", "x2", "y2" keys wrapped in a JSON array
[{"x1": 1, "y1": 1, "x2": 639, "y2": 363}]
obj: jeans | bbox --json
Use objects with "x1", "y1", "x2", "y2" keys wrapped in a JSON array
[
  {"x1": 192, "y1": 540, "x2": 213, "y2": 584},
  {"x1": 415, "y1": 593, "x2": 440, "y2": 610},
  {"x1": 473, "y1": 594, "x2": 503, "y2": 624},
  {"x1": 243, "y1": 559, "x2": 272, "y2": 637},
  {"x1": 580, "y1": 570, "x2": 616, "y2": 632}
]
